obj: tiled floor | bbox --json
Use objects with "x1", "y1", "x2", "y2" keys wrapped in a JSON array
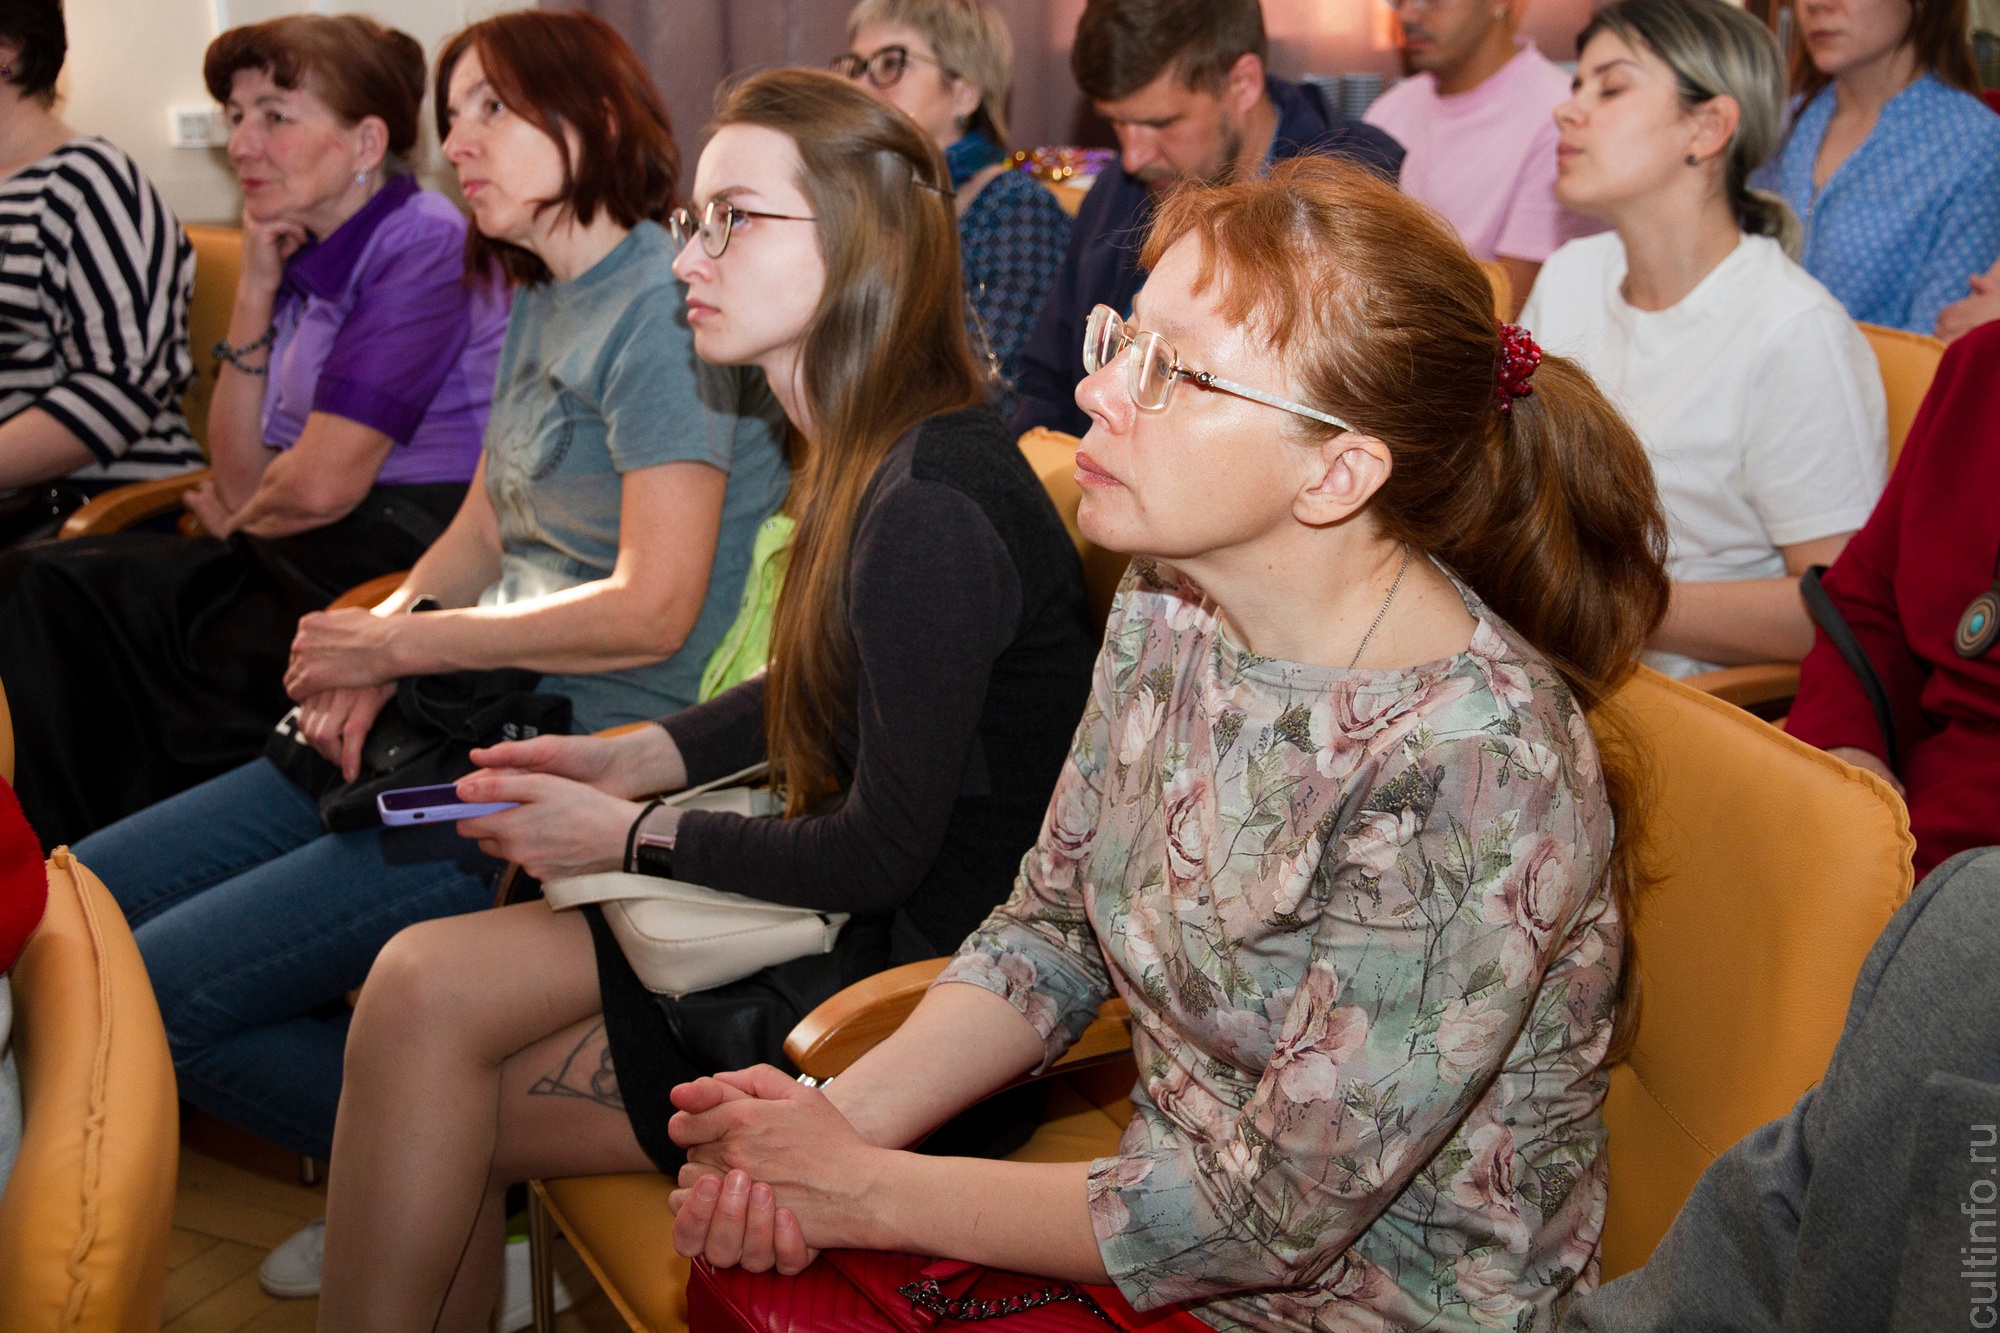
[{"x1": 167, "y1": 1145, "x2": 631, "y2": 1332}]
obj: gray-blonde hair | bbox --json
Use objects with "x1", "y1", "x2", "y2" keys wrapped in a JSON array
[
  {"x1": 1580, "y1": 0, "x2": 1802, "y2": 255},
  {"x1": 845, "y1": 0, "x2": 1014, "y2": 146}
]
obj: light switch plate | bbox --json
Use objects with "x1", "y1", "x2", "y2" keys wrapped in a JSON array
[{"x1": 170, "y1": 107, "x2": 230, "y2": 149}]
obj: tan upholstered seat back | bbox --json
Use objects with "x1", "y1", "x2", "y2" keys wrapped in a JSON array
[
  {"x1": 1595, "y1": 668, "x2": 1913, "y2": 1277},
  {"x1": 183, "y1": 226, "x2": 244, "y2": 454},
  {"x1": 1858, "y1": 322, "x2": 1944, "y2": 470},
  {"x1": 1017, "y1": 428, "x2": 1127, "y2": 630},
  {"x1": 0, "y1": 851, "x2": 178, "y2": 1331}
]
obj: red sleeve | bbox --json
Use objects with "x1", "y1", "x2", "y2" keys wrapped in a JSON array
[
  {"x1": 0, "y1": 779, "x2": 47, "y2": 975},
  {"x1": 1786, "y1": 337, "x2": 1972, "y2": 764}
]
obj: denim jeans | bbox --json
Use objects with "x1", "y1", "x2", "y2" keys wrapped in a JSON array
[{"x1": 74, "y1": 759, "x2": 500, "y2": 1160}]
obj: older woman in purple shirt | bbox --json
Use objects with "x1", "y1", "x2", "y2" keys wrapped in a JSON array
[{"x1": 0, "y1": 13, "x2": 506, "y2": 850}]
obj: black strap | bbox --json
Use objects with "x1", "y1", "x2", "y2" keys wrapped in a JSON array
[{"x1": 1801, "y1": 565, "x2": 1899, "y2": 772}]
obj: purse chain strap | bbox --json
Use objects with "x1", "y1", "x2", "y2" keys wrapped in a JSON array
[{"x1": 896, "y1": 1276, "x2": 1123, "y2": 1327}]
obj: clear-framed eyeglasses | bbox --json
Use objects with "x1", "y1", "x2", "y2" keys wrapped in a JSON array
[
  {"x1": 1082, "y1": 305, "x2": 1354, "y2": 431},
  {"x1": 829, "y1": 44, "x2": 954, "y2": 90},
  {"x1": 667, "y1": 199, "x2": 816, "y2": 259}
]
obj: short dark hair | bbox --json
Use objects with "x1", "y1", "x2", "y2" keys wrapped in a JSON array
[
  {"x1": 0, "y1": 0, "x2": 67, "y2": 105},
  {"x1": 1071, "y1": 0, "x2": 1267, "y2": 102},
  {"x1": 204, "y1": 15, "x2": 427, "y2": 159},
  {"x1": 435, "y1": 11, "x2": 680, "y2": 287}
]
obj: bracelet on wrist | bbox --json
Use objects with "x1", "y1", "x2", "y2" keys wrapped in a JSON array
[{"x1": 213, "y1": 327, "x2": 276, "y2": 377}]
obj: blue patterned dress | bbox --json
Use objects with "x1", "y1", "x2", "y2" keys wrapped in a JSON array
[
  {"x1": 1754, "y1": 74, "x2": 2000, "y2": 334},
  {"x1": 958, "y1": 163, "x2": 1072, "y2": 399}
]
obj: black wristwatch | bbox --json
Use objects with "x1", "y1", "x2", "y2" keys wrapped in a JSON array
[
  {"x1": 633, "y1": 824, "x2": 677, "y2": 879},
  {"x1": 625, "y1": 799, "x2": 678, "y2": 878}
]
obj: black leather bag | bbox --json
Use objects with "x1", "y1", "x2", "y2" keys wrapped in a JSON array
[{"x1": 265, "y1": 668, "x2": 572, "y2": 832}]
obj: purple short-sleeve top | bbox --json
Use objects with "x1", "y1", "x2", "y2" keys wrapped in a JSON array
[{"x1": 261, "y1": 175, "x2": 507, "y2": 485}]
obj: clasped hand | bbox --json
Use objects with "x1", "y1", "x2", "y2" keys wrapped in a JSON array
[
  {"x1": 285, "y1": 607, "x2": 404, "y2": 698},
  {"x1": 666, "y1": 1065, "x2": 885, "y2": 1275}
]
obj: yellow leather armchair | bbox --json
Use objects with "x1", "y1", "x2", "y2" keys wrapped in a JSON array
[
  {"x1": 0, "y1": 851, "x2": 179, "y2": 1331},
  {"x1": 517, "y1": 667, "x2": 1912, "y2": 1327},
  {"x1": 1595, "y1": 667, "x2": 1911, "y2": 1274}
]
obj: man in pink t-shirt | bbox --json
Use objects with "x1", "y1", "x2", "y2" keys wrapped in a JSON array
[{"x1": 1365, "y1": 0, "x2": 1599, "y2": 316}]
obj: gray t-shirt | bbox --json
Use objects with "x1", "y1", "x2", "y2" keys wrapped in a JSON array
[{"x1": 480, "y1": 221, "x2": 790, "y2": 730}]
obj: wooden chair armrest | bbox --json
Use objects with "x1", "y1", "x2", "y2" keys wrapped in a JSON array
[
  {"x1": 784, "y1": 957, "x2": 1133, "y2": 1083},
  {"x1": 327, "y1": 570, "x2": 411, "y2": 611},
  {"x1": 58, "y1": 468, "x2": 210, "y2": 538},
  {"x1": 1681, "y1": 662, "x2": 1802, "y2": 712}
]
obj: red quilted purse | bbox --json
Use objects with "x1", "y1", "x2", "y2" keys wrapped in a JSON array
[{"x1": 688, "y1": 1251, "x2": 1211, "y2": 1331}]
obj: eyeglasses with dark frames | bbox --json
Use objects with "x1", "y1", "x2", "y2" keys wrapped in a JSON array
[
  {"x1": 829, "y1": 44, "x2": 956, "y2": 90},
  {"x1": 667, "y1": 198, "x2": 817, "y2": 259},
  {"x1": 1082, "y1": 305, "x2": 1354, "y2": 431}
]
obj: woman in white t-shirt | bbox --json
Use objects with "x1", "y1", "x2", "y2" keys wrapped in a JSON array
[{"x1": 1520, "y1": 0, "x2": 1885, "y2": 677}]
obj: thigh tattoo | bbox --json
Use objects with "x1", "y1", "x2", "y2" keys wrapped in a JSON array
[{"x1": 528, "y1": 1021, "x2": 625, "y2": 1112}]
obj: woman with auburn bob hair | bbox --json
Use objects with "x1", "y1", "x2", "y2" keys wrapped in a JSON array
[
  {"x1": 313, "y1": 69, "x2": 1093, "y2": 1329},
  {"x1": 72, "y1": 9, "x2": 790, "y2": 1304},
  {"x1": 0, "y1": 12, "x2": 508, "y2": 851},
  {"x1": 667, "y1": 155, "x2": 1672, "y2": 1329}
]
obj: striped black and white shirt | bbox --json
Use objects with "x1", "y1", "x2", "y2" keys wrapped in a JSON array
[{"x1": 0, "y1": 137, "x2": 201, "y2": 485}]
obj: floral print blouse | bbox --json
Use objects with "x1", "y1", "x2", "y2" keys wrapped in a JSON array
[{"x1": 938, "y1": 561, "x2": 1621, "y2": 1331}]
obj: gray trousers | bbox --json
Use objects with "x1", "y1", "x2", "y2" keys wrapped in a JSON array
[{"x1": 1562, "y1": 847, "x2": 2000, "y2": 1331}]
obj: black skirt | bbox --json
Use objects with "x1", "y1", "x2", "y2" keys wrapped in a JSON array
[
  {"x1": 585, "y1": 905, "x2": 1047, "y2": 1175},
  {"x1": 585, "y1": 904, "x2": 893, "y2": 1174},
  {"x1": 0, "y1": 483, "x2": 465, "y2": 849}
]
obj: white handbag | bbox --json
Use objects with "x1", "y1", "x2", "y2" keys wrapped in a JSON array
[{"x1": 542, "y1": 764, "x2": 848, "y2": 997}]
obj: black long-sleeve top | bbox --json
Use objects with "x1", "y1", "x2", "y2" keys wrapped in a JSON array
[{"x1": 661, "y1": 405, "x2": 1096, "y2": 961}]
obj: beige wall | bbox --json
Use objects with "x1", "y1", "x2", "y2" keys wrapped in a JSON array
[{"x1": 58, "y1": 0, "x2": 534, "y2": 227}]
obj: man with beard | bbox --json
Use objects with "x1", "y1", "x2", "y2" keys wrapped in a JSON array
[
  {"x1": 1009, "y1": 0, "x2": 1403, "y2": 437},
  {"x1": 1365, "y1": 0, "x2": 1595, "y2": 318}
]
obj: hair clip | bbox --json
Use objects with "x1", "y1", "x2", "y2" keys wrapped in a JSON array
[{"x1": 1495, "y1": 323, "x2": 1542, "y2": 413}]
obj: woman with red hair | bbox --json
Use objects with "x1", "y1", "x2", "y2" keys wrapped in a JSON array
[{"x1": 665, "y1": 155, "x2": 1672, "y2": 1329}]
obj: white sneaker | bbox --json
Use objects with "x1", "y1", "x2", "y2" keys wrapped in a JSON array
[
  {"x1": 257, "y1": 1216, "x2": 573, "y2": 1320},
  {"x1": 500, "y1": 1236, "x2": 574, "y2": 1332},
  {"x1": 258, "y1": 1217, "x2": 325, "y2": 1298}
]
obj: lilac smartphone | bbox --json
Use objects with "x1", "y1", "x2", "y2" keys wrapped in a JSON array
[{"x1": 376, "y1": 783, "x2": 518, "y2": 826}]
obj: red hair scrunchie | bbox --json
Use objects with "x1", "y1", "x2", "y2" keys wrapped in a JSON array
[{"x1": 1495, "y1": 323, "x2": 1542, "y2": 414}]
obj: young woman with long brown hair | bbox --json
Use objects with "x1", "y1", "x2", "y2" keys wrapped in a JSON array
[
  {"x1": 667, "y1": 154, "x2": 1671, "y2": 1329},
  {"x1": 312, "y1": 68, "x2": 1095, "y2": 1330}
]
